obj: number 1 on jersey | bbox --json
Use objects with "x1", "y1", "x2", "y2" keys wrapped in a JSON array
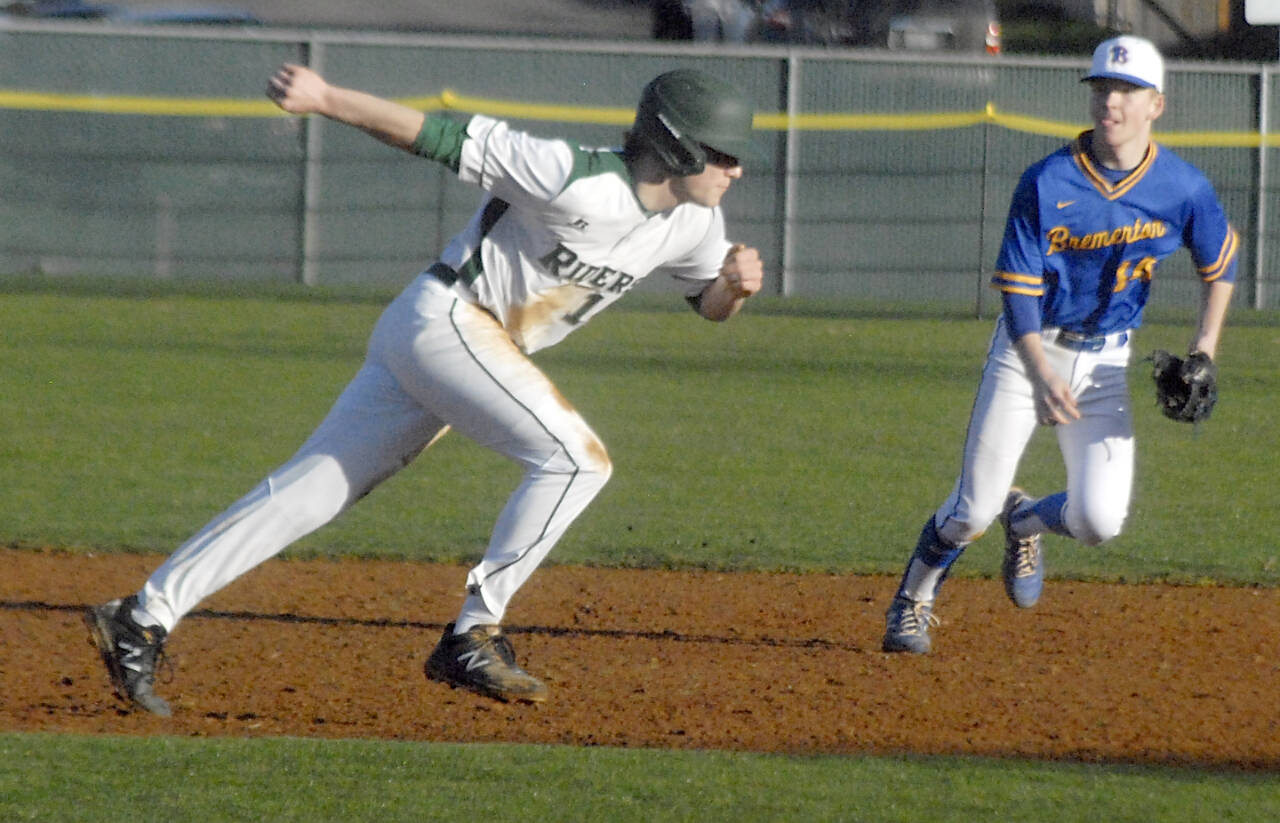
[{"x1": 563, "y1": 292, "x2": 605, "y2": 325}]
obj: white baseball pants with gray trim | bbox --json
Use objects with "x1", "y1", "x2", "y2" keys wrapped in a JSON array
[
  {"x1": 933, "y1": 315, "x2": 1134, "y2": 548},
  {"x1": 138, "y1": 272, "x2": 612, "y2": 632}
]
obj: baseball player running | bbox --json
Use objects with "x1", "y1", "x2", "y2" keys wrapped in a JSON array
[
  {"x1": 882, "y1": 35, "x2": 1238, "y2": 653},
  {"x1": 85, "y1": 66, "x2": 763, "y2": 713}
]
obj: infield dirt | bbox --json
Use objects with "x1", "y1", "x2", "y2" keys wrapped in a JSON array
[{"x1": 2, "y1": 547, "x2": 1276, "y2": 771}]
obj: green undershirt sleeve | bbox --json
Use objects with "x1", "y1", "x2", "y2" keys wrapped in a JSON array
[{"x1": 410, "y1": 114, "x2": 470, "y2": 174}]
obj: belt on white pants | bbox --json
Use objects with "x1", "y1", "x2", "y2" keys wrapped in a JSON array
[
  {"x1": 426, "y1": 261, "x2": 459, "y2": 285},
  {"x1": 1045, "y1": 327, "x2": 1130, "y2": 352}
]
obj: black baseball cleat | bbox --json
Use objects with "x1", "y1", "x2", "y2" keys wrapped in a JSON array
[
  {"x1": 425, "y1": 623, "x2": 548, "y2": 703},
  {"x1": 84, "y1": 595, "x2": 172, "y2": 716}
]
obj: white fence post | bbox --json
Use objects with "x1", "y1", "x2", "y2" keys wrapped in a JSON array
[
  {"x1": 976, "y1": 115, "x2": 992, "y2": 318},
  {"x1": 1256, "y1": 65, "x2": 1271, "y2": 310},
  {"x1": 780, "y1": 52, "x2": 801, "y2": 297},
  {"x1": 299, "y1": 39, "x2": 325, "y2": 287}
]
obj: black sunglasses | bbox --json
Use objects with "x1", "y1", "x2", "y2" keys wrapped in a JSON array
[{"x1": 699, "y1": 144, "x2": 741, "y2": 169}]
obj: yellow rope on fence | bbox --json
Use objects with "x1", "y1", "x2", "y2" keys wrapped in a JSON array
[
  {"x1": 0, "y1": 88, "x2": 1273, "y2": 148},
  {"x1": 0, "y1": 89, "x2": 279, "y2": 117}
]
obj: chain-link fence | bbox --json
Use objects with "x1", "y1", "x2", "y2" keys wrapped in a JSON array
[{"x1": 2, "y1": 20, "x2": 1275, "y2": 311}]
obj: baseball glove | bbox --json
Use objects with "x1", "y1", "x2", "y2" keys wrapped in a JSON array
[{"x1": 1151, "y1": 349, "x2": 1218, "y2": 423}]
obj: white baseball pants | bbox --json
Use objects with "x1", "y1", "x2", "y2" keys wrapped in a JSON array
[{"x1": 138, "y1": 273, "x2": 612, "y2": 632}]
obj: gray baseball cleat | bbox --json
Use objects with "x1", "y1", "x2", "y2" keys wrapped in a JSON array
[
  {"x1": 84, "y1": 595, "x2": 172, "y2": 716},
  {"x1": 1000, "y1": 487, "x2": 1044, "y2": 608},
  {"x1": 425, "y1": 623, "x2": 548, "y2": 703},
  {"x1": 882, "y1": 594, "x2": 938, "y2": 654}
]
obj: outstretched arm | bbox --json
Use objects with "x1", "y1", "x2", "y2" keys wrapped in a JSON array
[{"x1": 266, "y1": 63, "x2": 426, "y2": 152}]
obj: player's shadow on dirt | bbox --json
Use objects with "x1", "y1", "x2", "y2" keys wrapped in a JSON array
[{"x1": 3, "y1": 599, "x2": 862, "y2": 651}]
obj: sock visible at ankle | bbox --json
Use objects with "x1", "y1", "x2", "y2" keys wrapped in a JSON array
[
  {"x1": 130, "y1": 604, "x2": 163, "y2": 630},
  {"x1": 894, "y1": 517, "x2": 966, "y2": 602},
  {"x1": 454, "y1": 594, "x2": 501, "y2": 635},
  {"x1": 900, "y1": 557, "x2": 946, "y2": 602},
  {"x1": 1030, "y1": 492, "x2": 1070, "y2": 537}
]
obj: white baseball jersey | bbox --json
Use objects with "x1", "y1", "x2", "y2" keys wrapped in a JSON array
[{"x1": 419, "y1": 114, "x2": 733, "y2": 352}]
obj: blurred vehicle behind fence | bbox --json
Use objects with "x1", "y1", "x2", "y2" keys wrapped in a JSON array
[
  {"x1": 887, "y1": 0, "x2": 1001, "y2": 54},
  {"x1": 1, "y1": 0, "x2": 261, "y2": 24},
  {"x1": 654, "y1": 0, "x2": 1001, "y2": 53}
]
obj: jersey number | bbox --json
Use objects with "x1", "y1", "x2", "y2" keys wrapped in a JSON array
[
  {"x1": 1113, "y1": 257, "x2": 1156, "y2": 293},
  {"x1": 563, "y1": 292, "x2": 605, "y2": 325}
]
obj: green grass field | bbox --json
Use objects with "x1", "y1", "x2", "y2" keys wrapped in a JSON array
[
  {"x1": 2, "y1": 733, "x2": 1276, "y2": 823},
  {"x1": 1, "y1": 276, "x2": 1276, "y2": 821}
]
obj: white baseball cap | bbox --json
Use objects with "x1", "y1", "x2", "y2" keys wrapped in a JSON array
[{"x1": 1083, "y1": 35, "x2": 1165, "y2": 93}]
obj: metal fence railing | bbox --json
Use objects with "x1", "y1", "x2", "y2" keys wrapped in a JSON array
[{"x1": 2, "y1": 20, "x2": 1276, "y2": 311}]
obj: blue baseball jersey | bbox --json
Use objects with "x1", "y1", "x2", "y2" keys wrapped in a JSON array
[{"x1": 992, "y1": 131, "x2": 1238, "y2": 336}]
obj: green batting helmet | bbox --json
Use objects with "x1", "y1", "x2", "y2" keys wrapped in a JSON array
[{"x1": 631, "y1": 69, "x2": 755, "y2": 176}]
